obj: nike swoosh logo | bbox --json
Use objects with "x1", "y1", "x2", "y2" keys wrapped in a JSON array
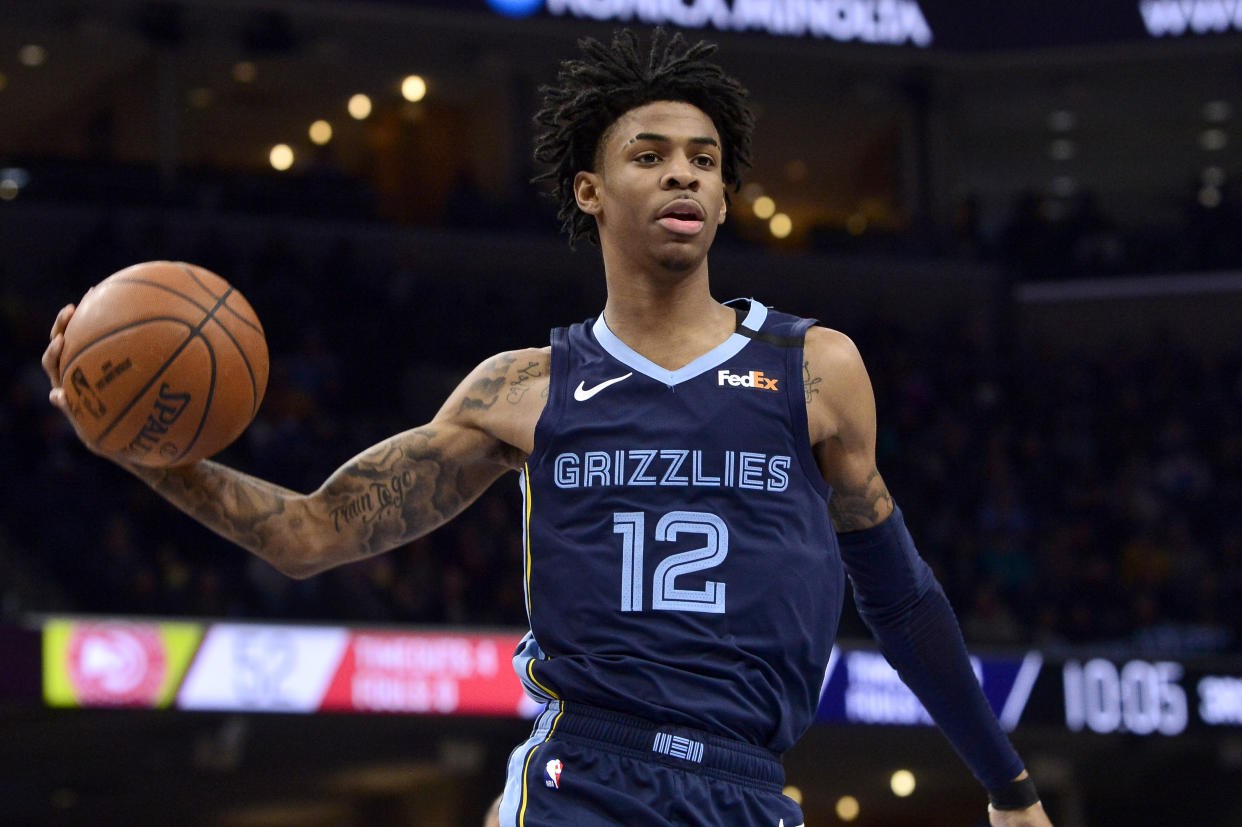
[{"x1": 574, "y1": 372, "x2": 633, "y2": 401}]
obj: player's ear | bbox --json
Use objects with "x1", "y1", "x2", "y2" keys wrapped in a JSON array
[
  {"x1": 717, "y1": 197, "x2": 727, "y2": 225},
  {"x1": 574, "y1": 171, "x2": 602, "y2": 216}
]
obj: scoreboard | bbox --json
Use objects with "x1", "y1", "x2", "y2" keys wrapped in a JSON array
[
  {"x1": 19, "y1": 616, "x2": 1242, "y2": 737},
  {"x1": 815, "y1": 644, "x2": 1242, "y2": 736}
]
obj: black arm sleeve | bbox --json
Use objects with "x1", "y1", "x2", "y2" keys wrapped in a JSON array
[{"x1": 837, "y1": 505, "x2": 1026, "y2": 793}]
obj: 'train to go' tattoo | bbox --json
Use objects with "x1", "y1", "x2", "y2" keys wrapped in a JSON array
[{"x1": 320, "y1": 427, "x2": 474, "y2": 548}]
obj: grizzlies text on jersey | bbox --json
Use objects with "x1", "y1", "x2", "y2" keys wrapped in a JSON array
[{"x1": 517, "y1": 299, "x2": 844, "y2": 754}]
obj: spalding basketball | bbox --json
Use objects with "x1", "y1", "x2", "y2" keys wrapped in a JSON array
[{"x1": 59, "y1": 261, "x2": 269, "y2": 467}]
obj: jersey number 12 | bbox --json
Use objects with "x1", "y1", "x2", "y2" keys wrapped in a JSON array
[{"x1": 613, "y1": 510, "x2": 728, "y2": 614}]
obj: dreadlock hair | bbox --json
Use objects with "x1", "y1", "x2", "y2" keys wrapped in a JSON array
[{"x1": 532, "y1": 28, "x2": 754, "y2": 248}]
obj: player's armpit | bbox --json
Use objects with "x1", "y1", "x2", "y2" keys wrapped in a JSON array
[{"x1": 804, "y1": 327, "x2": 894, "y2": 532}]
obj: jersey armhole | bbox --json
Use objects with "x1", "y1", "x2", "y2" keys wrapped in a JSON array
[
  {"x1": 528, "y1": 326, "x2": 569, "y2": 467},
  {"x1": 785, "y1": 320, "x2": 833, "y2": 502}
]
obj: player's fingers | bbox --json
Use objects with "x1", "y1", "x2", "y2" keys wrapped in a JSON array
[
  {"x1": 49, "y1": 303, "x2": 75, "y2": 340},
  {"x1": 41, "y1": 331, "x2": 65, "y2": 389},
  {"x1": 48, "y1": 385, "x2": 69, "y2": 413}
]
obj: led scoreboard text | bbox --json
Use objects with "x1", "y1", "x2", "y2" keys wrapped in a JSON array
[
  {"x1": 37, "y1": 619, "x2": 1242, "y2": 736},
  {"x1": 1063, "y1": 658, "x2": 1242, "y2": 736},
  {"x1": 815, "y1": 649, "x2": 1242, "y2": 736}
]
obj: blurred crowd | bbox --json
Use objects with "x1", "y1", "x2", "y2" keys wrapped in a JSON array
[
  {"x1": 857, "y1": 322, "x2": 1241, "y2": 655},
  {"x1": 8, "y1": 154, "x2": 1242, "y2": 278},
  {"x1": 1, "y1": 181, "x2": 1240, "y2": 658}
]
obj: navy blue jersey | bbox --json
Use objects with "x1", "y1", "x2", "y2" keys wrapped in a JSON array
[{"x1": 516, "y1": 300, "x2": 845, "y2": 754}]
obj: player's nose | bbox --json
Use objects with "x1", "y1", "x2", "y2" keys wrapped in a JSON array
[{"x1": 661, "y1": 153, "x2": 700, "y2": 191}]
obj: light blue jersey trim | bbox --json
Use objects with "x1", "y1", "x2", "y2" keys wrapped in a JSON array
[
  {"x1": 591, "y1": 299, "x2": 768, "y2": 387},
  {"x1": 500, "y1": 700, "x2": 563, "y2": 826},
  {"x1": 513, "y1": 631, "x2": 558, "y2": 703}
]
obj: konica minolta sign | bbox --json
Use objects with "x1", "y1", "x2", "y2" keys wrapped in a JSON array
[
  {"x1": 487, "y1": 0, "x2": 934, "y2": 47},
  {"x1": 478, "y1": 0, "x2": 1242, "y2": 50}
]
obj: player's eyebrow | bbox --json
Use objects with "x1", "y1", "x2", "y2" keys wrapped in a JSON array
[{"x1": 627, "y1": 132, "x2": 720, "y2": 148}]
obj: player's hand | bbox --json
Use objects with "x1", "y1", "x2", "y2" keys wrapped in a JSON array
[
  {"x1": 988, "y1": 800, "x2": 1053, "y2": 827},
  {"x1": 42, "y1": 300, "x2": 105, "y2": 456},
  {"x1": 43, "y1": 302, "x2": 77, "y2": 416}
]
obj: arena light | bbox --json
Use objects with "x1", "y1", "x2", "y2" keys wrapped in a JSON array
[
  {"x1": 835, "y1": 795, "x2": 860, "y2": 821},
  {"x1": 1, "y1": 168, "x2": 27, "y2": 201},
  {"x1": 401, "y1": 74, "x2": 427, "y2": 102},
  {"x1": 846, "y1": 213, "x2": 867, "y2": 236},
  {"x1": 1202, "y1": 100, "x2": 1232, "y2": 123},
  {"x1": 1047, "y1": 110, "x2": 1077, "y2": 132},
  {"x1": 187, "y1": 88, "x2": 213, "y2": 109},
  {"x1": 1201, "y1": 166, "x2": 1226, "y2": 187},
  {"x1": 18, "y1": 44, "x2": 47, "y2": 67},
  {"x1": 769, "y1": 213, "x2": 792, "y2": 239},
  {"x1": 1, "y1": 168, "x2": 30, "y2": 189},
  {"x1": 1198, "y1": 128, "x2": 1227, "y2": 151},
  {"x1": 269, "y1": 144, "x2": 294, "y2": 171},
  {"x1": 1048, "y1": 138, "x2": 1076, "y2": 161},
  {"x1": 1198, "y1": 186, "x2": 1222, "y2": 209},
  {"x1": 232, "y1": 60, "x2": 256, "y2": 83},
  {"x1": 740, "y1": 182, "x2": 764, "y2": 203},
  {"x1": 752, "y1": 195, "x2": 775, "y2": 219},
  {"x1": 782, "y1": 785, "x2": 803, "y2": 805},
  {"x1": 890, "y1": 769, "x2": 916, "y2": 797},
  {"x1": 784, "y1": 160, "x2": 807, "y2": 181},
  {"x1": 348, "y1": 93, "x2": 372, "y2": 120},
  {"x1": 1050, "y1": 175, "x2": 1077, "y2": 197},
  {"x1": 309, "y1": 120, "x2": 333, "y2": 145},
  {"x1": 0, "y1": 72, "x2": 8, "y2": 92}
]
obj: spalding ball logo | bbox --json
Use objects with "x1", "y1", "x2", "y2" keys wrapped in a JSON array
[{"x1": 67, "y1": 624, "x2": 167, "y2": 706}]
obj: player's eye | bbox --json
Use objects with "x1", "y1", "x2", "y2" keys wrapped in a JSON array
[
  {"x1": 693, "y1": 155, "x2": 717, "y2": 168},
  {"x1": 634, "y1": 152, "x2": 660, "y2": 164}
]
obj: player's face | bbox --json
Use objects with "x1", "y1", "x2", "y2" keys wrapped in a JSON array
[{"x1": 576, "y1": 100, "x2": 728, "y2": 273}]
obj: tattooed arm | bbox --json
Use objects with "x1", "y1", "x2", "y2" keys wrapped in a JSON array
[
  {"x1": 45, "y1": 307, "x2": 547, "y2": 576},
  {"x1": 134, "y1": 350, "x2": 545, "y2": 577},
  {"x1": 804, "y1": 326, "x2": 895, "y2": 532},
  {"x1": 128, "y1": 419, "x2": 520, "y2": 578}
]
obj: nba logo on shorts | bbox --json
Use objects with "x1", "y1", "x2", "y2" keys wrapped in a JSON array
[{"x1": 544, "y1": 758, "x2": 563, "y2": 789}]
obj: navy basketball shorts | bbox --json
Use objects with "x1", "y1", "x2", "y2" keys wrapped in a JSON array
[{"x1": 499, "y1": 701, "x2": 805, "y2": 826}]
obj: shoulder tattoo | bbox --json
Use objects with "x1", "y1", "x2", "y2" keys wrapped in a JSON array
[
  {"x1": 803, "y1": 359, "x2": 823, "y2": 406},
  {"x1": 457, "y1": 354, "x2": 516, "y2": 413},
  {"x1": 506, "y1": 359, "x2": 545, "y2": 405}
]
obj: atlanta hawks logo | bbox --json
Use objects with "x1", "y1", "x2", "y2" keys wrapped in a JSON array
[{"x1": 544, "y1": 758, "x2": 563, "y2": 789}]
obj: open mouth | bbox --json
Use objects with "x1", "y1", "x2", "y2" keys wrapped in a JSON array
[{"x1": 657, "y1": 201, "x2": 706, "y2": 235}]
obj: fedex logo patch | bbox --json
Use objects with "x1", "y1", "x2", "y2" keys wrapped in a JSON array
[{"x1": 717, "y1": 369, "x2": 778, "y2": 391}]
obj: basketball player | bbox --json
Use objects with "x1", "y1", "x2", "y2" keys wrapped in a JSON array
[{"x1": 44, "y1": 29, "x2": 1051, "y2": 827}]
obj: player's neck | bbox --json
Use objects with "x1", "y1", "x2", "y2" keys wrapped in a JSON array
[{"x1": 600, "y1": 275, "x2": 735, "y2": 372}]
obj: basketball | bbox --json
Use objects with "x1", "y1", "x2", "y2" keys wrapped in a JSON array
[{"x1": 59, "y1": 261, "x2": 269, "y2": 467}]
